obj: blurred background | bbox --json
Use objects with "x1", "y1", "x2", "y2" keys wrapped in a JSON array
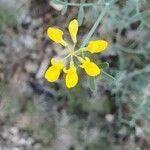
[{"x1": 0, "y1": 0, "x2": 150, "y2": 149}]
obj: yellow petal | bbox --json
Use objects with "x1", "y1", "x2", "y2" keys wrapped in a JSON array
[
  {"x1": 47, "y1": 27, "x2": 67, "y2": 46},
  {"x1": 45, "y1": 59, "x2": 63, "y2": 82},
  {"x1": 85, "y1": 62, "x2": 100, "y2": 76},
  {"x1": 66, "y1": 72, "x2": 78, "y2": 88},
  {"x1": 51, "y1": 58, "x2": 63, "y2": 70},
  {"x1": 80, "y1": 57, "x2": 101, "y2": 76},
  {"x1": 63, "y1": 68, "x2": 68, "y2": 73},
  {"x1": 51, "y1": 58, "x2": 55, "y2": 65},
  {"x1": 68, "y1": 19, "x2": 78, "y2": 44},
  {"x1": 44, "y1": 66, "x2": 61, "y2": 82},
  {"x1": 64, "y1": 66, "x2": 78, "y2": 88},
  {"x1": 86, "y1": 40, "x2": 108, "y2": 53}
]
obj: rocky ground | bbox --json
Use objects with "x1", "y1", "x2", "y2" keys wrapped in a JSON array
[{"x1": 0, "y1": 126, "x2": 42, "y2": 150}]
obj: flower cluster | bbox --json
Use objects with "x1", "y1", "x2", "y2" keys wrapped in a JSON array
[{"x1": 45, "y1": 19, "x2": 108, "y2": 88}]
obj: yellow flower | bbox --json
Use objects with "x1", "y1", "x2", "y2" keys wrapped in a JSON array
[
  {"x1": 86, "y1": 40, "x2": 108, "y2": 53},
  {"x1": 63, "y1": 62, "x2": 78, "y2": 88},
  {"x1": 80, "y1": 57, "x2": 101, "y2": 76},
  {"x1": 45, "y1": 19, "x2": 108, "y2": 88},
  {"x1": 47, "y1": 28, "x2": 68, "y2": 47},
  {"x1": 68, "y1": 19, "x2": 78, "y2": 44},
  {"x1": 47, "y1": 19, "x2": 78, "y2": 46},
  {"x1": 44, "y1": 58, "x2": 63, "y2": 82}
]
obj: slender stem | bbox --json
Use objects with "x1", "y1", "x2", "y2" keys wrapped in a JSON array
[
  {"x1": 124, "y1": 64, "x2": 150, "y2": 80},
  {"x1": 73, "y1": 54, "x2": 78, "y2": 58},
  {"x1": 74, "y1": 54, "x2": 84, "y2": 63},
  {"x1": 62, "y1": 54, "x2": 71, "y2": 61},
  {"x1": 71, "y1": 54, "x2": 73, "y2": 62},
  {"x1": 102, "y1": 70, "x2": 116, "y2": 81},
  {"x1": 116, "y1": 44, "x2": 146, "y2": 55},
  {"x1": 53, "y1": 0, "x2": 104, "y2": 7},
  {"x1": 80, "y1": 1, "x2": 112, "y2": 48},
  {"x1": 74, "y1": 48, "x2": 86, "y2": 54},
  {"x1": 73, "y1": 42, "x2": 76, "y2": 51}
]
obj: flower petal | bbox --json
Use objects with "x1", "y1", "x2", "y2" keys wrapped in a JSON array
[
  {"x1": 85, "y1": 62, "x2": 100, "y2": 76},
  {"x1": 68, "y1": 19, "x2": 78, "y2": 44},
  {"x1": 86, "y1": 40, "x2": 108, "y2": 53},
  {"x1": 47, "y1": 27, "x2": 67, "y2": 46},
  {"x1": 51, "y1": 58, "x2": 63, "y2": 70},
  {"x1": 80, "y1": 57, "x2": 101, "y2": 76},
  {"x1": 66, "y1": 72, "x2": 78, "y2": 88},
  {"x1": 51, "y1": 58, "x2": 55, "y2": 65},
  {"x1": 64, "y1": 65, "x2": 78, "y2": 88},
  {"x1": 44, "y1": 66, "x2": 61, "y2": 82}
]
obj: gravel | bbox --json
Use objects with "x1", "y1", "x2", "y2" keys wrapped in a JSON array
[{"x1": 0, "y1": 126, "x2": 42, "y2": 150}]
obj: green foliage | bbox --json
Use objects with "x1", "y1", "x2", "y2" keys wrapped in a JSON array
[
  {"x1": 4, "y1": 96, "x2": 20, "y2": 122},
  {"x1": 0, "y1": 6, "x2": 16, "y2": 32},
  {"x1": 52, "y1": 0, "x2": 114, "y2": 24},
  {"x1": 84, "y1": 137, "x2": 121, "y2": 150},
  {"x1": 0, "y1": 86, "x2": 21, "y2": 123},
  {"x1": 51, "y1": 0, "x2": 150, "y2": 143},
  {"x1": 77, "y1": 1, "x2": 85, "y2": 26},
  {"x1": 88, "y1": 77, "x2": 96, "y2": 91},
  {"x1": 34, "y1": 124, "x2": 55, "y2": 144}
]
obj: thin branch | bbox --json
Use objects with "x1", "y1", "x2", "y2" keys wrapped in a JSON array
[
  {"x1": 80, "y1": 1, "x2": 114, "y2": 47},
  {"x1": 52, "y1": 0, "x2": 103, "y2": 7}
]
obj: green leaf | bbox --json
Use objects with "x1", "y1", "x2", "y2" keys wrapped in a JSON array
[
  {"x1": 0, "y1": 6, "x2": 16, "y2": 32},
  {"x1": 129, "y1": 10, "x2": 150, "y2": 28},
  {"x1": 100, "y1": 70, "x2": 116, "y2": 85},
  {"x1": 88, "y1": 77, "x2": 96, "y2": 91},
  {"x1": 141, "y1": 10, "x2": 150, "y2": 28},
  {"x1": 61, "y1": 4, "x2": 68, "y2": 15},
  {"x1": 91, "y1": 5, "x2": 98, "y2": 23},
  {"x1": 77, "y1": 6, "x2": 84, "y2": 26},
  {"x1": 61, "y1": 0, "x2": 68, "y2": 15},
  {"x1": 99, "y1": 62, "x2": 109, "y2": 69}
]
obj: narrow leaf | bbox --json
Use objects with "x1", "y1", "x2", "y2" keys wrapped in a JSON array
[
  {"x1": 88, "y1": 77, "x2": 96, "y2": 91},
  {"x1": 61, "y1": 0, "x2": 68, "y2": 15},
  {"x1": 141, "y1": 10, "x2": 150, "y2": 28},
  {"x1": 99, "y1": 62, "x2": 109, "y2": 69},
  {"x1": 129, "y1": 10, "x2": 150, "y2": 28},
  {"x1": 100, "y1": 70, "x2": 116, "y2": 85},
  {"x1": 77, "y1": 6, "x2": 84, "y2": 26},
  {"x1": 61, "y1": 4, "x2": 68, "y2": 15},
  {"x1": 91, "y1": 6, "x2": 98, "y2": 23}
]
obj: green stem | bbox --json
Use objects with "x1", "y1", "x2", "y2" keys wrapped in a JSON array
[
  {"x1": 62, "y1": 54, "x2": 71, "y2": 61},
  {"x1": 74, "y1": 47, "x2": 86, "y2": 54},
  {"x1": 102, "y1": 70, "x2": 116, "y2": 81},
  {"x1": 71, "y1": 54, "x2": 73, "y2": 62},
  {"x1": 80, "y1": 1, "x2": 113, "y2": 48},
  {"x1": 74, "y1": 55, "x2": 84, "y2": 62},
  {"x1": 53, "y1": 0, "x2": 103, "y2": 7}
]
